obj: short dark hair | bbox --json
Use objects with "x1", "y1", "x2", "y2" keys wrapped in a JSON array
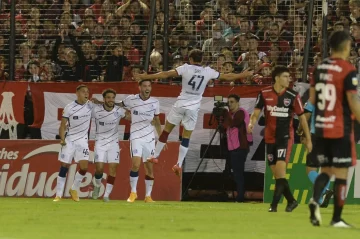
[
  {"x1": 329, "y1": 31, "x2": 352, "y2": 52},
  {"x1": 189, "y1": 49, "x2": 203, "y2": 63},
  {"x1": 139, "y1": 79, "x2": 152, "y2": 85},
  {"x1": 271, "y1": 65, "x2": 290, "y2": 81},
  {"x1": 76, "y1": 84, "x2": 88, "y2": 91},
  {"x1": 228, "y1": 94, "x2": 240, "y2": 102},
  {"x1": 102, "y1": 88, "x2": 116, "y2": 98}
]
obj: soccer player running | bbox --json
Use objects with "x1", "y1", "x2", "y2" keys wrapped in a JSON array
[
  {"x1": 308, "y1": 31, "x2": 360, "y2": 228},
  {"x1": 247, "y1": 65, "x2": 312, "y2": 212},
  {"x1": 91, "y1": 89, "x2": 130, "y2": 202},
  {"x1": 297, "y1": 101, "x2": 334, "y2": 208},
  {"x1": 54, "y1": 85, "x2": 94, "y2": 202},
  {"x1": 121, "y1": 80, "x2": 162, "y2": 203},
  {"x1": 134, "y1": 49, "x2": 253, "y2": 176}
]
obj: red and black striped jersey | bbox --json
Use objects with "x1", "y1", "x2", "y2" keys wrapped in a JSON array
[
  {"x1": 255, "y1": 86, "x2": 304, "y2": 144},
  {"x1": 311, "y1": 58, "x2": 358, "y2": 139}
]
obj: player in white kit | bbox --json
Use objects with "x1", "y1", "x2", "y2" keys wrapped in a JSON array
[
  {"x1": 135, "y1": 49, "x2": 253, "y2": 176},
  {"x1": 54, "y1": 85, "x2": 94, "y2": 202},
  {"x1": 91, "y1": 89, "x2": 130, "y2": 202},
  {"x1": 119, "y1": 80, "x2": 162, "y2": 203}
]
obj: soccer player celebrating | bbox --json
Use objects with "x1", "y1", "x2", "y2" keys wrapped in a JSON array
[
  {"x1": 91, "y1": 89, "x2": 130, "y2": 202},
  {"x1": 247, "y1": 65, "x2": 312, "y2": 212},
  {"x1": 54, "y1": 85, "x2": 94, "y2": 202},
  {"x1": 134, "y1": 49, "x2": 253, "y2": 177},
  {"x1": 308, "y1": 31, "x2": 360, "y2": 228},
  {"x1": 121, "y1": 80, "x2": 162, "y2": 203}
]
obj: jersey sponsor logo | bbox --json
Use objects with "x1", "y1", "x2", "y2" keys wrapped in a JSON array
[
  {"x1": 73, "y1": 116, "x2": 78, "y2": 120},
  {"x1": 132, "y1": 110, "x2": 153, "y2": 117},
  {"x1": 265, "y1": 98, "x2": 273, "y2": 101},
  {"x1": 284, "y1": 98, "x2": 291, "y2": 107},
  {"x1": 317, "y1": 64, "x2": 342, "y2": 72},
  {"x1": 315, "y1": 115, "x2": 336, "y2": 129},
  {"x1": 266, "y1": 105, "x2": 289, "y2": 117},
  {"x1": 267, "y1": 154, "x2": 273, "y2": 162},
  {"x1": 113, "y1": 111, "x2": 121, "y2": 117},
  {"x1": 99, "y1": 121, "x2": 117, "y2": 126},
  {"x1": 73, "y1": 114, "x2": 91, "y2": 120}
]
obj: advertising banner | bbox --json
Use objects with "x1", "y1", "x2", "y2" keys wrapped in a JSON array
[{"x1": 0, "y1": 140, "x2": 181, "y2": 201}]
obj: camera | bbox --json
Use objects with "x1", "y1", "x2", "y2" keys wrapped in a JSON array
[{"x1": 212, "y1": 95, "x2": 228, "y2": 119}]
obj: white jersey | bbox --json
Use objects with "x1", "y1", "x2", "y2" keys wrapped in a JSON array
[
  {"x1": 175, "y1": 63, "x2": 220, "y2": 110},
  {"x1": 123, "y1": 94, "x2": 160, "y2": 142},
  {"x1": 62, "y1": 100, "x2": 94, "y2": 142},
  {"x1": 92, "y1": 104, "x2": 126, "y2": 147}
]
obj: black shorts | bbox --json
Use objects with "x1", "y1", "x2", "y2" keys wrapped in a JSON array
[
  {"x1": 306, "y1": 134, "x2": 319, "y2": 168},
  {"x1": 266, "y1": 139, "x2": 292, "y2": 166},
  {"x1": 315, "y1": 137, "x2": 356, "y2": 168}
]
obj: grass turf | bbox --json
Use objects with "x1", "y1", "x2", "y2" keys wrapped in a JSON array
[{"x1": 0, "y1": 198, "x2": 359, "y2": 239}]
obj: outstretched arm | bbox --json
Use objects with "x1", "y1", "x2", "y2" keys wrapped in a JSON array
[
  {"x1": 218, "y1": 68, "x2": 254, "y2": 81},
  {"x1": 135, "y1": 70, "x2": 178, "y2": 81}
]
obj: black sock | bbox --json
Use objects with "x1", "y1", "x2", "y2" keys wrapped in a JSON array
[
  {"x1": 271, "y1": 179, "x2": 286, "y2": 207},
  {"x1": 333, "y1": 178, "x2": 347, "y2": 222},
  {"x1": 313, "y1": 173, "x2": 330, "y2": 203},
  {"x1": 282, "y1": 179, "x2": 295, "y2": 203}
]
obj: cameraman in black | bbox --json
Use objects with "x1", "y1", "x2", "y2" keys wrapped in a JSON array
[{"x1": 224, "y1": 94, "x2": 252, "y2": 202}]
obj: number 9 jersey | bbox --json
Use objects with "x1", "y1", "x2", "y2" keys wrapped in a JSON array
[{"x1": 311, "y1": 58, "x2": 358, "y2": 139}]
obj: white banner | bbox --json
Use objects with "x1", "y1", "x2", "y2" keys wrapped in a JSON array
[{"x1": 41, "y1": 93, "x2": 265, "y2": 173}]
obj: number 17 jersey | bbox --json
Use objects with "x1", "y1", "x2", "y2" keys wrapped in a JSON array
[
  {"x1": 175, "y1": 64, "x2": 220, "y2": 110},
  {"x1": 311, "y1": 58, "x2": 358, "y2": 138}
]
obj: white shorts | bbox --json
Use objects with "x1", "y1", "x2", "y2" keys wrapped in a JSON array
[
  {"x1": 94, "y1": 144, "x2": 120, "y2": 164},
  {"x1": 130, "y1": 139, "x2": 155, "y2": 162},
  {"x1": 58, "y1": 139, "x2": 89, "y2": 164},
  {"x1": 167, "y1": 106, "x2": 199, "y2": 131}
]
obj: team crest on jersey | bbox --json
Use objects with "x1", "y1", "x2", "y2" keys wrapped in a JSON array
[
  {"x1": 283, "y1": 98, "x2": 291, "y2": 107},
  {"x1": 114, "y1": 111, "x2": 120, "y2": 117},
  {"x1": 133, "y1": 149, "x2": 138, "y2": 154},
  {"x1": 95, "y1": 154, "x2": 98, "y2": 160},
  {"x1": 61, "y1": 154, "x2": 65, "y2": 159},
  {"x1": 267, "y1": 154, "x2": 273, "y2": 162},
  {"x1": 352, "y1": 77, "x2": 358, "y2": 86},
  {"x1": 86, "y1": 104, "x2": 92, "y2": 110}
]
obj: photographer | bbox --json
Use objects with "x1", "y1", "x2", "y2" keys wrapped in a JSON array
[{"x1": 225, "y1": 94, "x2": 252, "y2": 202}]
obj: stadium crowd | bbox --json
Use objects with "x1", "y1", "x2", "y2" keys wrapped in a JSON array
[{"x1": 0, "y1": 0, "x2": 356, "y2": 85}]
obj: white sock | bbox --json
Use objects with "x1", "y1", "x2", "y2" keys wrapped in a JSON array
[
  {"x1": 176, "y1": 145, "x2": 188, "y2": 167},
  {"x1": 104, "y1": 183, "x2": 113, "y2": 198},
  {"x1": 95, "y1": 178, "x2": 102, "y2": 187},
  {"x1": 130, "y1": 176, "x2": 139, "y2": 193},
  {"x1": 71, "y1": 171, "x2": 85, "y2": 191},
  {"x1": 145, "y1": 179, "x2": 154, "y2": 197},
  {"x1": 56, "y1": 176, "x2": 66, "y2": 197},
  {"x1": 154, "y1": 141, "x2": 166, "y2": 158}
]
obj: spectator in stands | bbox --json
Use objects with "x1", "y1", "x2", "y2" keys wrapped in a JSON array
[
  {"x1": 351, "y1": 22, "x2": 360, "y2": 47},
  {"x1": 149, "y1": 50, "x2": 162, "y2": 73},
  {"x1": 223, "y1": 12, "x2": 241, "y2": 40},
  {"x1": 122, "y1": 35, "x2": 140, "y2": 64},
  {"x1": 27, "y1": 60, "x2": 41, "y2": 82},
  {"x1": 350, "y1": 0, "x2": 360, "y2": 23},
  {"x1": 202, "y1": 22, "x2": 231, "y2": 56},
  {"x1": 232, "y1": 33, "x2": 249, "y2": 60},
  {"x1": 152, "y1": 35, "x2": 164, "y2": 55},
  {"x1": 0, "y1": 55, "x2": 8, "y2": 81},
  {"x1": 15, "y1": 56, "x2": 25, "y2": 81},
  {"x1": 274, "y1": 14, "x2": 293, "y2": 44},
  {"x1": 103, "y1": 42, "x2": 130, "y2": 82},
  {"x1": 333, "y1": 21, "x2": 345, "y2": 31},
  {"x1": 260, "y1": 22, "x2": 290, "y2": 53},
  {"x1": 237, "y1": 35, "x2": 266, "y2": 63}
]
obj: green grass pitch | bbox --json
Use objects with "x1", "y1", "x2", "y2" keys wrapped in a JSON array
[{"x1": 0, "y1": 198, "x2": 359, "y2": 239}]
